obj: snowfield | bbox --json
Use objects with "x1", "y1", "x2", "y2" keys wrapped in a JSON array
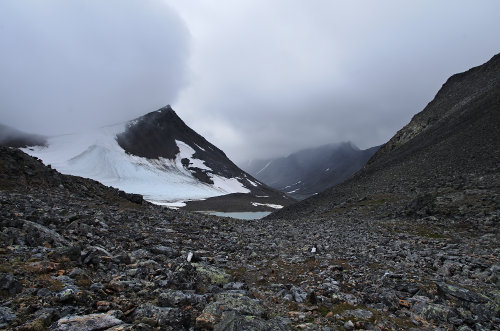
[
  {"x1": 251, "y1": 202, "x2": 283, "y2": 209},
  {"x1": 22, "y1": 124, "x2": 250, "y2": 205}
]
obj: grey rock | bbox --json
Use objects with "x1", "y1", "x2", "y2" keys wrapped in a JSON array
[
  {"x1": 133, "y1": 303, "x2": 188, "y2": 328},
  {"x1": 437, "y1": 282, "x2": 488, "y2": 303},
  {"x1": 343, "y1": 308, "x2": 373, "y2": 320},
  {"x1": 202, "y1": 292, "x2": 266, "y2": 318},
  {"x1": 411, "y1": 302, "x2": 452, "y2": 323},
  {"x1": 291, "y1": 286, "x2": 307, "y2": 303},
  {"x1": 54, "y1": 245, "x2": 82, "y2": 261},
  {"x1": 23, "y1": 220, "x2": 70, "y2": 247},
  {"x1": 158, "y1": 290, "x2": 206, "y2": 307},
  {"x1": 52, "y1": 312, "x2": 123, "y2": 331},
  {"x1": 0, "y1": 273, "x2": 22, "y2": 295},
  {"x1": 56, "y1": 288, "x2": 76, "y2": 303},
  {"x1": 0, "y1": 306, "x2": 16, "y2": 328},
  {"x1": 149, "y1": 245, "x2": 179, "y2": 258},
  {"x1": 343, "y1": 320, "x2": 354, "y2": 330},
  {"x1": 82, "y1": 246, "x2": 114, "y2": 265},
  {"x1": 214, "y1": 311, "x2": 288, "y2": 331},
  {"x1": 37, "y1": 287, "x2": 53, "y2": 297}
]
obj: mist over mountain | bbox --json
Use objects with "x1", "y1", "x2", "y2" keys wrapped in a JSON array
[
  {"x1": 270, "y1": 53, "x2": 500, "y2": 220},
  {"x1": 1, "y1": 53, "x2": 499, "y2": 331},
  {"x1": 14, "y1": 105, "x2": 292, "y2": 211},
  {"x1": 0, "y1": 123, "x2": 46, "y2": 148},
  {"x1": 1, "y1": 1, "x2": 499, "y2": 328},
  {"x1": 244, "y1": 142, "x2": 379, "y2": 200}
]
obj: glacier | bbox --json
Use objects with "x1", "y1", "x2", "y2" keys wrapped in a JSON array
[{"x1": 22, "y1": 123, "x2": 250, "y2": 206}]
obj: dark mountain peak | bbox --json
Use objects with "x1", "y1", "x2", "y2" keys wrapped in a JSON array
[
  {"x1": 117, "y1": 105, "x2": 202, "y2": 160},
  {"x1": 152, "y1": 104, "x2": 179, "y2": 119},
  {"x1": 115, "y1": 105, "x2": 294, "y2": 205},
  {"x1": 157, "y1": 104, "x2": 174, "y2": 112},
  {"x1": 134, "y1": 104, "x2": 185, "y2": 128}
]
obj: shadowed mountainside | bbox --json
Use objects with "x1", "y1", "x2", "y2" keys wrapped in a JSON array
[
  {"x1": 269, "y1": 53, "x2": 500, "y2": 220},
  {"x1": 244, "y1": 142, "x2": 379, "y2": 200},
  {"x1": 0, "y1": 124, "x2": 46, "y2": 148}
]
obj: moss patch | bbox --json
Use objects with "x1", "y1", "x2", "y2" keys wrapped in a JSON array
[{"x1": 194, "y1": 264, "x2": 232, "y2": 286}]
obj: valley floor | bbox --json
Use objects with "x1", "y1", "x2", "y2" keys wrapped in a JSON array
[{"x1": 1, "y1": 186, "x2": 498, "y2": 330}]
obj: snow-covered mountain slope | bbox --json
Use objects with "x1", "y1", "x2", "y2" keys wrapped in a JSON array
[
  {"x1": 244, "y1": 142, "x2": 379, "y2": 200},
  {"x1": 21, "y1": 106, "x2": 289, "y2": 208}
]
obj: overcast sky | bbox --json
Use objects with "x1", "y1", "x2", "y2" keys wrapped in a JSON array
[{"x1": 1, "y1": 1, "x2": 499, "y2": 163}]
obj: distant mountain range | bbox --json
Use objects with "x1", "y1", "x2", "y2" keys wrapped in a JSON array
[
  {"x1": 1, "y1": 106, "x2": 293, "y2": 211},
  {"x1": 269, "y1": 53, "x2": 500, "y2": 220},
  {"x1": 244, "y1": 142, "x2": 379, "y2": 200}
]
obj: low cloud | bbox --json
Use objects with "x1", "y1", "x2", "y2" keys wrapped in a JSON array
[
  {"x1": 170, "y1": 0, "x2": 500, "y2": 163},
  {"x1": 0, "y1": 0, "x2": 190, "y2": 134},
  {"x1": 1, "y1": 1, "x2": 499, "y2": 165}
]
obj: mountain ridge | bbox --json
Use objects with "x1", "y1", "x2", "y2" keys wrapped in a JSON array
[
  {"x1": 12, "y1": 105, "x2": 293, "y2": 211},
  {"x1": 244, "y1": 142, "x2": 379, "y2": 200},
  {"x1": 268, "y1": 53, "x2": 500, "y2": 220}
]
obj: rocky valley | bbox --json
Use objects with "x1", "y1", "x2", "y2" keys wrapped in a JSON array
[{"x1": 1, "y1": 54, "x2": 499, "y2": 330}]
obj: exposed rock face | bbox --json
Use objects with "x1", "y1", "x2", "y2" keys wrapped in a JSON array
[
  {"x1": 116, "y1": 105, "x2": 256, "y2": 185},
  {"x1": 52, "y1": 312, "x2": 123, "y2": 331},
  {"x1": 270, "y1": 53, "x2": 500, "y2": 220}
]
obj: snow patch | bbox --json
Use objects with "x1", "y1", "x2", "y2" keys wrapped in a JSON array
[
  {"x1": 251, "y1": 202, "x2": 283, "y2": 209},
  {"x1": 176, "y1": 140, "x2": 212, "y2": 171},
  {"x1": 152, "y1": 200, "x2": 187, "y2": 209},
  {"x1": 246, "y1": 178, "x2": 260, "y2": 187},
  {"x1": 194, "y1": 143, "x2": 206, "y2": 151},
  {"x1": 211, "y1": 175, "x2": 250, "y2": 194}
]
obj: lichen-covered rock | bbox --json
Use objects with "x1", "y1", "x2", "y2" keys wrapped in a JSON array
[
  {"x1": 342, "y1": 308, "x2": 373, "y2": 321},
  {"x1": 195, "y1": 264, "x2": 232, "y2": 286},
  {"x1": 52, "y1": 312, "x2": 123, "y2": 331},
  {"x1": 132, "y1": 303, "x2": 189, "y2": 329},
  {"x1": 158, "y1": 290, "x2": 206, "y2": 307},
  {"x1": 214, "y1": 311, "x2": 288, "y2": 331},
  {"x1": 411, "y1": 302, "x2": 452, "y2": 323},
  {"x1": 196, "y1": 292, "x2": 267, "y2": 329},
  {"x1": 0, "y1": 307, "x2": 16, "y2": 329},
  {"x1": 205, "y1": 292, "x2": 266, "y2": 317},
  {"x1": 437, "y1": 282, "x2": 488, "y2": 303}
]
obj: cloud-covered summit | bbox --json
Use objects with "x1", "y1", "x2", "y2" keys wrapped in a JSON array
[
  {"x1": 1, "y1": 0, "x2": 500, "y2": 164},
  {"x1": 0, "y1": 0, "x2": 190, "y2": 134}
]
